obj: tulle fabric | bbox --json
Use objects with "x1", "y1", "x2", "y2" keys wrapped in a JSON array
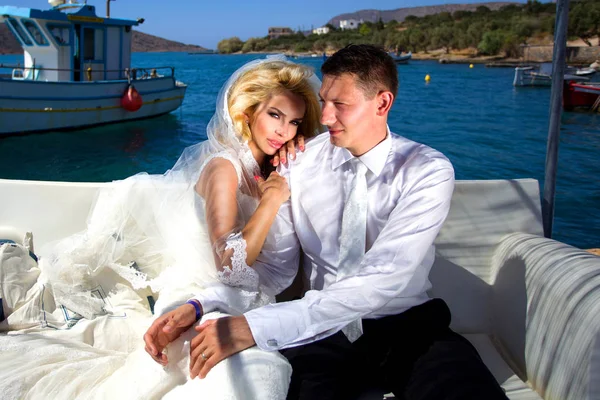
[{"x1": 0, "y1": 55, "x2": 320, "y2": 399}]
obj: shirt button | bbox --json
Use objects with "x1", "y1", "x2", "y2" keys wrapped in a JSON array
[{"x1": 267, "y1": 339, "x2": 278, "y2": 347}]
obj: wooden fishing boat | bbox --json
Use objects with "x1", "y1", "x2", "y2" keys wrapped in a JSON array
[{"x1": 0, "y1": 0, "x2": 187, "y2": 136}]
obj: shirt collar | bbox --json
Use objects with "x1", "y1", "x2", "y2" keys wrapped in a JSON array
[{"x1": 331, "y1": 126, "x2": 392, "y2": 177}]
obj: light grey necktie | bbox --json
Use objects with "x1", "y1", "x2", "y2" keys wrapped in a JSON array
[{"x1": 337, "y1": 158, "x2": 368, "y2": 342}]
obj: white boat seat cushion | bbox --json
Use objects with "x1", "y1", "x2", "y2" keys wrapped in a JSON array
[{"x1": 464, "y1": 334, "x2": 541, "y2": 400}]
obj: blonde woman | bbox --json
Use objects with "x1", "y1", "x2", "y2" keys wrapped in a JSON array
[
  {"x1": 0, "y1": 57, "x2": 321, "y2": 399},
  {"x1": 141, "y1": 56, "x2": 323, "y2": 397}
]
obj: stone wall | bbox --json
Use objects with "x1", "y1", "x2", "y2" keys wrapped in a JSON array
[{"x1": 522, "y1": 45, "x2": 600, "y2": 64}]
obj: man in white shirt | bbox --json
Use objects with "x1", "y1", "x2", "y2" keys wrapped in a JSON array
[{"x1": 145, "y1": 45, "x2": 507, "y2": 399}]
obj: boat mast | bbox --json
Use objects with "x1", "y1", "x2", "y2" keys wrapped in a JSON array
[
  {"x1": 542, "y1": 0, "x2": 569, "y2": 238},
  {"x1": 106, "y1": 0, "x2": 114, "y2": 18}
]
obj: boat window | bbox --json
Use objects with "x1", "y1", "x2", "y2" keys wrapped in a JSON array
[
  {"x1": 83, "y1": 28, "x2": 104, "y2": 61},
  {"x1": 47, "y1": 24, "x2": 70, "y2": 46},
  {"x1": 7, "y1": 19, "x2": 33, "y2": 46},
  {"x1": 22, "y1": 20, "x2": 49, "y2": 46}
]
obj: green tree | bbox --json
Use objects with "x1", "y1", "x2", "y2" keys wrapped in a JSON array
[
  {"x1": 408, "y1": 28, "x2": 427, "y2": 52},
  {"x1": 254, "y1": 38, "x2": 269, "y2": 51},
  {"x1": 313, "y1": 39, "x2": 327, "y2": 52},
  {"x1": 569, "y1": 0, "x2": 600, "y2": 46},
  {"x1": 466, "y1": 21, "x2": 486, "y2": 47},
  {"x1": 294, "y1": 43, "x2": 309, "y2": 52},
  {"x1": 371, "y1": 30, "x2": 386, "y2": 46},
  {"x1": 389, "y1": 31, "x2": 410, "y2": 52},
  {"x1": 502, "y1": 32, "x2": 522, "y2": 58},
  {"x1": 386, "y1": 20, "x2": 399, "y2": 29},
  {"x1": 359, "y1": 23, "x2": 372, "y2": 36},
  {"x1": 524, "y1": 0, "x2": 543, "y2": 15},
  {"x1": 452, "y1": 10, "x2": 472, "y2": 20},
  {"x1": 241, "y1": 37, "x2": 258, "y2": 53},
  {"x1": 477, "y1": 30, "x2": 506, "y2": 55},
  {"x1": 217, "y1": 37, "x2": 243, "y2": 54},
  {"x1": 404, "y1": 15, "x2": 419, "y2": 24},
  {"x1": 476, "y1": 6, "x2": 491, "y2": 14},
  {"x1": 451, "y1": 27, "x2": 468, "y2": 50}
]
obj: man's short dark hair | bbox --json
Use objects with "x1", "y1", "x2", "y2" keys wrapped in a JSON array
[{"x1": 321, "y1": 44, "x2": 398, "y2": 100}]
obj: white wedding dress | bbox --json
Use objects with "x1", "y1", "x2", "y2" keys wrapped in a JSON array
[{"x1": 0, "y1": 56, "x2": 317, "y2": 400}]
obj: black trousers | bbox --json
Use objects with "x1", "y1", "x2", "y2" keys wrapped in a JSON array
[{"x1": 282, "y1": 299, "x2": 508, "y2": 400}]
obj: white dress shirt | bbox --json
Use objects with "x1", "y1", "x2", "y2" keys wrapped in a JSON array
[{"x1": 195, "y1": 130, "x2": 455, "y2": 351}]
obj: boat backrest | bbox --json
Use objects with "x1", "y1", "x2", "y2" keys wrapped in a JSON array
[
  {"x1": 0, "y1": 178, "x2": 543, "y2": 335},
  {"x1": 430, "y1": 179, "x2": 543, "y2": 333},
  {"x1": 0, "y1": 179, "x2": 104, "y2": 248}
]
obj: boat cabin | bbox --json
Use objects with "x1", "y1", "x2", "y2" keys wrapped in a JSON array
[{"x1": 0, "y1": 1, "x2": 141, "y2": 82}]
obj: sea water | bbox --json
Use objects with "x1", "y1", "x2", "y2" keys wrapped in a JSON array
[{"x1": 0, "y1": 52, "x2": 598, "y2": 249}]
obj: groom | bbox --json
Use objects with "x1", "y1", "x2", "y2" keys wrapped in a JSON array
[{"x1": 145, "y1": 45, "x2": 507, "y2": 399}]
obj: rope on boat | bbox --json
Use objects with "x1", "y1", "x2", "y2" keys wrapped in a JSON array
[{"x1": 591, "y1": 95, "x2": 600, "y2": 112}]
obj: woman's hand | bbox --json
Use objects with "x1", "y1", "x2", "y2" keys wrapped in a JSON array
[
  {"x1": 143, "y1": 302, "x2": 199, "y2": 365},
  {"x1": 189, "y1": 316, "x2": 256, "y2": 379},
  {"x1": 256, "y1": 171, "x2": 290, "y2": 205},
  {"x1": 272, "y1": 134, "x2": 305, "y2": 167}
]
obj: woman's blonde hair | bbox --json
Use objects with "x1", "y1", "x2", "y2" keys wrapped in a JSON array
[{"x1": 228, "y1": 61, "x2": 321, "y2": 142}]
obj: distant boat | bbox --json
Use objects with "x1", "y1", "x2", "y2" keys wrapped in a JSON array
[
  {"x1": 0, "y1": 1, "x2": 187, "y2": 136},
  {"x1": 513, "y1": 66, "x2": 553, "y2": 86},
  {"x1": 391, "y1": 52, "x2": 412, "y2": 64},
  {"x1": 513, "y1": 63, "x2": 595, "y2": 87}
]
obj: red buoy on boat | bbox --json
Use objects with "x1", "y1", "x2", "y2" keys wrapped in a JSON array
[{"x1": 121, "y1": 84, "x2": 143, "y2": 112}]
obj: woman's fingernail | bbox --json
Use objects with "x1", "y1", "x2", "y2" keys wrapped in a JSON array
[{"x1": 254, "y1": 175, "x2": 260, "y2": 181}]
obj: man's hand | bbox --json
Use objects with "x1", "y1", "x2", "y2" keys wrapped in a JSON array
[
  {"x1": 143, "y1": 302, "x2": 198, "y2": 365},
  {"x1": 272, "y1": 134, "x2": 305, "y2": 167},
  {"x1": 189, "y1": 315, "x2": 256, "y2": 379}
]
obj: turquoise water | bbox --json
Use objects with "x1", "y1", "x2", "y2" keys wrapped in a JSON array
[{"x1": 1, "y1": 52, "x2": 599, "y2": 249}]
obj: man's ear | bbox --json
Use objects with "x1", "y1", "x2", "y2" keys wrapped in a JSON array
[{"x1": 376, "y1": 91, "x2": 394, "y2": 116}]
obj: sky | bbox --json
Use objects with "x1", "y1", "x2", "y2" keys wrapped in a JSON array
[{"x1": 15, "y1": 0, "x2": 545, "y2": 49}]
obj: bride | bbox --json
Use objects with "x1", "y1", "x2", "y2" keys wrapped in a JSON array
[{"x1": 0, "y1": 56, "x2": 321, "y2": 399}]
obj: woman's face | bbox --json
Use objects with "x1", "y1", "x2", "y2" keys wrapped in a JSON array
[{"x1": 247, "y1": 89, "x2": 306, "y2": 158}]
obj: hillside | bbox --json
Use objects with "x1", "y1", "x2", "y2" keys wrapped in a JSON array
[
  {"x1": 0, "y1": 25, "x2": 207, "y2": 54},
  {"x1": 131, "y1": 31, "x2": 208, "y2": 53},
  {"x1": 327, "y1": 2, "x2": 517, "y2": 25}
]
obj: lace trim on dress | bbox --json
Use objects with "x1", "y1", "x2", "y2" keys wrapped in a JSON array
[
  {"x1": 238, "y1": 142, "x2": 261, "y2": 177},
  {"x1": 217, "y1": 232, "x2": 260, "y2": 291}
]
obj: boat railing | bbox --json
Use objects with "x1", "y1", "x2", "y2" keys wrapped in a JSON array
[{"x1": 0, "y1": 64, "x2": 177, "y2": 82}]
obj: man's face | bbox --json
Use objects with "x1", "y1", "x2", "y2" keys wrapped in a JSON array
[{"x1": 319, "y1": 73, "x2": 379, "y2": 156}]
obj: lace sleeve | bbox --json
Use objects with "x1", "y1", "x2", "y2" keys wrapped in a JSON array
[{"x1": 216, "y1": 232, "x2": 260, "y2": 291}]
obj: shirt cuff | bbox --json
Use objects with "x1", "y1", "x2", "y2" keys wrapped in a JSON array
[{"x1": 244, "y1": 302, "x2": 308, "y2": 351}]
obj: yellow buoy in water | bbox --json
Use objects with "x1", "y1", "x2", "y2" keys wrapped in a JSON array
[
  {"x1": 425, "y1": 74, "x2": 431, "y2": 82},
  {"x1": 469, "y1": 64, "x2": 474, "y2": 68}
]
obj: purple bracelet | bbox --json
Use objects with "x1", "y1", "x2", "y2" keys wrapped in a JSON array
[{"x1": 186, "y1": 300, "x2": 202, "y2": 321}]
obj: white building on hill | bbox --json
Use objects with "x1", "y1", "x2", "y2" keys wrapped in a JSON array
[
  {"x1": 313, "y1": 26, "x2": 330, "y2": 35},
  {"x1": 339, "y1": 19, "x2": 360, "y2": 30}
]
